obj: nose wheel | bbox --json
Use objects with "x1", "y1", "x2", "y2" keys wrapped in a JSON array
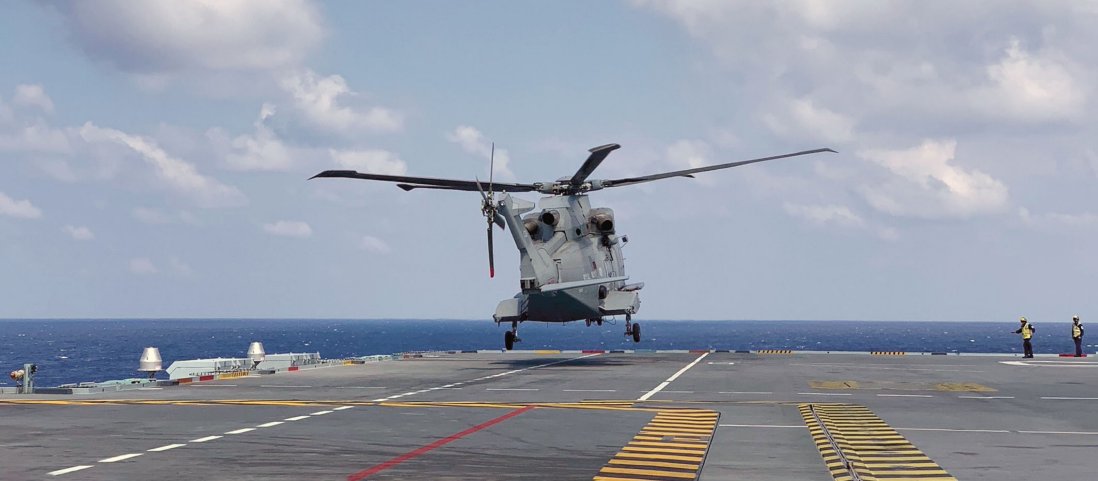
[
  {"x1": 624, "y1": 314, "x2": 640, "y2": 343},
  {"x1": 504, "y1": 321, "x2": 521, "y2": 350}
]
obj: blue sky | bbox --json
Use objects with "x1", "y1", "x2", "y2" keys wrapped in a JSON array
[{"x1": 2, "y1": 1, "x2": 1097, "y2": 321}]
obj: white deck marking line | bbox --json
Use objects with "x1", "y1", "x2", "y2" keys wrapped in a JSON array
[
  {"x1": 260, "y1": 385, "x2": 312, "y2": 388},
  {"x1": 311, "y1": 410, "x2": 334, "y2": 415},
  {"x1": 334, "y1": 386, "x2": 386, "y2": 389},
  {"x1": 186, "y1": 384, "x2": 238, "y2": 387},
  {"x1": 897, "y1": 427, "x2": 1009, "y2": 433},
  {"x1": 659, "y1": 390, "x2": 694, "y2": 393},
  {"x1": 333, "y1": 405, "x2": 355, "y2": 411},
  {"x1": 960, "y1": 396, "x2": 1015, "y2": 399},
  {"x1": 383, "y1": 353, "x2": 601, "y2": 402},
  {"x1": 486, "y1": 388, "x2": 539, "y2": 391},
  {"x1": 877, "y1": 394, "x2": 934, "y2": 398},
  {"x1": 48, "y1": 465, "x2": 93, "y2": 476},
  {"x1": 285, "y1": 415, "x2": 311, "y2": 421},
  {"x1": 638, "y1": 352, "x2": 709, "y2": 401},
  {"x1": 719, "y1": 424, "x2": 806, "y2": 428},
  {"x1": 257, "y1": 421, "x2": 284, "y2": 428},
  {"x1": 719, "y1": 391, "x2": 773, "y2": 394},
  {"x1": 147, "y1": 444, "x2": 186, "y2": 452},
  {"x1": 99, "y1": 453, "x2": 143, "y2": 463},
  {"x1": 190, "y1": 435, "x2": 222, "y2": 443},
  {"x1": 1041, "y1": 397, "x2": 1098, "y2": 400},
  {"x1": 797, "y1": 392, "x2": 853, "y2": 396},
  {"x1": 564, "y1": 389, "x2": 617, "y2": 392},
  {"x1": 225, "y1": 428, "x2": 256, "y2": 434},
  {"x1": 1018, "y1": 430, "x2": 1098, "y2": 435}
]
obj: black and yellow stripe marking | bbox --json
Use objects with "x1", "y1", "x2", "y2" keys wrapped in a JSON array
[
  {"x1": 870, "y1": 351, "x2": 906, "y2": 356},
  {"x1": 755, "y1": 349, "x2": 794, "y2": 354},
  {"x1": 594, "y1": 408, "x2": 718, "y2": 481},
  {"x1": 800, "y1": 403, "x2": 957, "y2": 481}
]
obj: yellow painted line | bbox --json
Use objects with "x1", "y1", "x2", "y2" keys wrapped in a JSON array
[
  {"x1": 645, "y1": 423, "x2": 713, "y2": 431},
  {"x1": 608, "y1": 458, "x2": 699, "y2": 470},
  {"x1": 622, "y1": 446, "x2": 711, "y2": 456},
  {"x1": 649, "y1": 421, "x2": 715, "y2": 428},
  {"x1": 935, "y1": 382, "x2": 995, "y2": 392},
  {"x1": 628, "y1": 441, "x2": 707, "y2": 450},
  {"x1": 534, "y1": 349, "x2": 562, "y2": 354},
  {"x1": 599, "y1": 467, "x2": 697, "y2": 479},
  {"x1": 640, "y1": 430, "x2": 712, "y2": 437},
  {"x1": 594, "y1": 476, "x2": 661, "y2": 481},
  {"x1": 614, "y1": 452, "x2": 703, "y2": 463}
]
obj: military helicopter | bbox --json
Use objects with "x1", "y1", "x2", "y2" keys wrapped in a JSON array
[{"x1": 312, "y1": 144, "x2": 835, "y2": 349}]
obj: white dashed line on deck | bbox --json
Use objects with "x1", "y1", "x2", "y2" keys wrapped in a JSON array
[
  {"x1": 147, "y1": 444, "x2": 186, "y2": 452},
  {"x1": 719, "y1": 391, "x2": 773, "y2": 395},
  {"x1": 284, "y1": 415, "x2": 311, "y2": 421},
  {"x1": 333, "y1": 405, "x2": 355, "y2": 411},
  {"x1": 260, "y1": 385, "x2": 312, "y2": 388},
  {"x1": 486, "y1": 388, "x2": 539, "y2": 391},
  {"x1": 48, "y1": 466, "x2": 93, "y2": 476},
  {"x1": 1018, "y1": 430, "x2": 1098, "y2": 435},
  {"x1": 310, "y1": 410, "x2": 334, "y2": 416},
  {"x1": 797, "y1": 392, "x2": 852, "y2": 396},
  {"x1": 877, "y1": 394, "x2": 934, "y2": 398},
  {"x1": 960, "y1": 396, "x2": 1015, "y2": 399},
  {"x1": 190, "y1": 435, "x2": 222, "y2": 443},
  {"x1": 257, "y1": 421, "x2": 284, "y2": 428},
  {"x1": 564, "y1": 389, "x2": 617, "y2": 392},
  {"x1": 1040, "y1": 397, "x2": 1098, "y2": 400},
  {"x1": 99, "y1": 453, "x2": 143, "y2": 463},
  {"x1": 225, "y1": 428, "x2": 256, "y2": 434}
]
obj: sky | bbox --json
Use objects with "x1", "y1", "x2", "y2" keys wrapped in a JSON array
[{"x1": 2, "y1": 1, "x2": 1097, "y2": 321}]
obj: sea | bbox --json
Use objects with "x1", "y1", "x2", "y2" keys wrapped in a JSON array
[{"x1": 0, "y1": 319, "x2": 1092, "y2": 388}]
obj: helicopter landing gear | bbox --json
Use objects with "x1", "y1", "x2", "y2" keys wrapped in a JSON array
[
  {"x1": 624, "y1": 314, "x2": 640, "y2": 343},
  {"x1": 504, "y1": 321, "x2": 521, "y2": 350}
]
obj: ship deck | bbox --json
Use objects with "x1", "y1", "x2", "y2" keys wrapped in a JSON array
[{"x1": 2, "y1": 352, "x2": 1096, "y2": 480}]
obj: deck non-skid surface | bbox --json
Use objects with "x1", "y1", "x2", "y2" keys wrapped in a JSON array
[{"x1": 1, "y1": 352, "x2": 1096, "y2": 480}]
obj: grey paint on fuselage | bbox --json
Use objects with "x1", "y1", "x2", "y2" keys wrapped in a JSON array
[{"x1": 494, "y1": 193, "x2": 632, "y2": 323}]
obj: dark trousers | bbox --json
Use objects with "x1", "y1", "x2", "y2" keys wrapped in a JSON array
[
  {"x1": 1075, "y1": 338, "x2": 1084, "y2": 357},
  {"x1": 1023, "y1": 339, "x2": 1033, "y2": 358}
]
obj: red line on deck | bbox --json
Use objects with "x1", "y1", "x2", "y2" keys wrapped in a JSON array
[{"x1": 346, "y1": 405, "x2": 535, "y2": 481}]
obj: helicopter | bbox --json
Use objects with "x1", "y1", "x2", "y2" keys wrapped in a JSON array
[{"x1": 312, "y1": 144, "x2": 835, "y2": 349}]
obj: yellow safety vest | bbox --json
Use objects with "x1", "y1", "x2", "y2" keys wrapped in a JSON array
[
  {"x1": 1021, "y1": 324, "x2": 1033, "y2": 340},
  {"x1": 1073, "y1": 324, "x2": 1083, "y2": 338}
]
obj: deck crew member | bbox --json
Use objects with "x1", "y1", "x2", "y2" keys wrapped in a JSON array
[
  {"x1": 1015, "y1": 317, "x2": 1035, "y2": 358},
  {"x1": 1072, "y1": 315, "x2": 1085, "y2": 357}
]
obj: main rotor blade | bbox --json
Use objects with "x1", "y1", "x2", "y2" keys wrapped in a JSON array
[
  {"x1": 600, "y1": 148, "x2": 837, "y2": 188},
  {"x1": 570, "y1": 143, "x2": 621, "y2": 186},
  {"x1": 487, "y1": 223, "x2": 495, "y2": 278},
  {"x1": 312, "y1": 170, "x2": 539, "y2": 193}
]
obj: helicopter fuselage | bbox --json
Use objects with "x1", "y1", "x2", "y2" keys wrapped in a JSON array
[{"x1": 492, "y1": 193, "x2": 641, "y2": 324}]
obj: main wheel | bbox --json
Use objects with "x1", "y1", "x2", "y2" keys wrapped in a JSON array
[
  {"x1": 505, "y1": 331, "x2": 515, "y2": 350},
  {"x1": 632, "y1": 322, "x2": 641, "y2": 343}
]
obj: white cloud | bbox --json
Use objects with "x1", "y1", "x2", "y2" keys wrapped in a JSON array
[
  {"x1": 263, "y1": 220, "x2": 313, "y2": 238},
  {"x1": 12, "y1": 84, "x2": 54, "y2": 113},
  {"x1": 858, "y1": 139, "x2": 1009, "y2": 219},
  {"x1": 764, "y1": 98, "x2": 855, "y2": 144},
  {"x1": 0, "y1": 192, "x2": 43, "y2": 219},
  {"x1": 63, "y1": 225, "x2": 94, "y2": 240},
  {"x1": 169, "y1": 257, "x2": 193, "y2": 276},
  {"x1": 128, "y1": 257, "x2": 157, "y2": 275},
  {"x1": 221, "y1": 103, "x2": 294, "y2": 171},
  {"x1": 784, "y1": 202, "x2": 865, "y2": 228},
  {"x1": 133, "y1": 207, "x2": 170, "y2": 224},
  {"x1": 54, "y1": 1, "x2": 323, "y2": 73},
  {"x1": 446, "y1": 125, "x2": 514, "y2": 180},
  {"x1": 79, "y1": 122, "x2": 247, "y2": 208},
  {"x1": 280, "y1": 69, "x2": 402, "y2": 134},
  {"x1": 329, "y1": 149, "x2": 407, "y2": 175},
  {"x1": 359, "y1": 235, "x2": 391, "y2": 254},
  {"x1": 975, "y1": 38, "x2": 1085, "y2": 122}
]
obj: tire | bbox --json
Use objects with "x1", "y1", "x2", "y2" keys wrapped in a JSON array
[
  {"x1": 632, "y1": 322, "x2": 641, "y2": 343},
  {"x1": 505, "y1": 331, "x2": 515, "y2": 350}
]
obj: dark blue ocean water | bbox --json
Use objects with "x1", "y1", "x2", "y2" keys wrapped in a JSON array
[{"x1": 0, "y1": 319, "x2": 1091, "y2": 388}]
